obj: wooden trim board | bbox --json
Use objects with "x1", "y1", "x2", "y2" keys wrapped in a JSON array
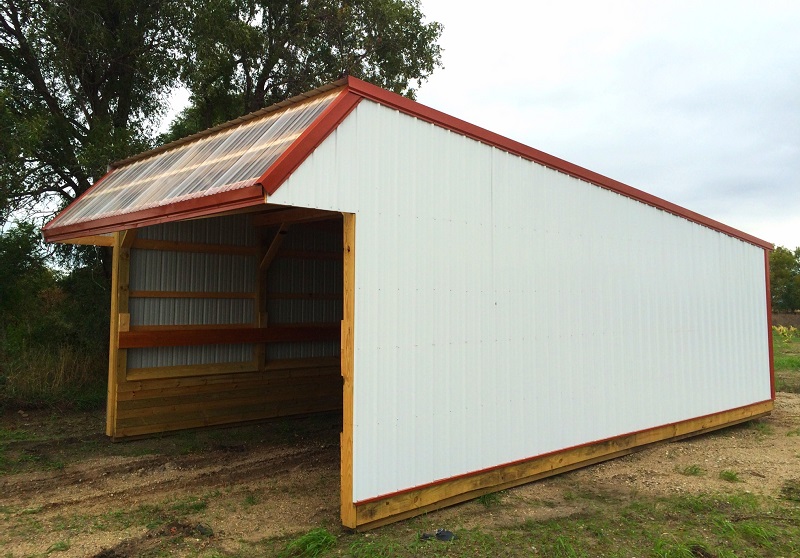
[
  {"x1": 340, "y1": 213, "x2": 357, "y2": 528},
  {"x1": 106, "y1": 230, "x2": 135, "y2": 436},
  {"x1": 350, "y1": 400, "x2": 773, "y2": 530}
]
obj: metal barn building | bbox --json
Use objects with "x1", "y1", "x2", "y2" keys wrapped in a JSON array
[{"x1": 44, "y1": 77, "x2": 774, "y2": 529}]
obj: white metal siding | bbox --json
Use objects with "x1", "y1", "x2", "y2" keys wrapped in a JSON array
[{"x1": 269, "y1": 100, "x2": 772, "y2": 503}]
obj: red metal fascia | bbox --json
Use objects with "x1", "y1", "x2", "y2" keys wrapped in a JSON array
[
  {"x1": 259, "y1": 88, "x2": 363, "y2": 196},
  {"x1": 43, "y1": 184, "x2": 266, "y2": 243},
  {"x1": 343, "y1": 77, "x2": 773, "y2": 250},
  {"x1": 765, "y1": 249, "x2": 775, "y2": 400},
  {"x1": 354, "y1": 398, "x2": 774, "y2": 506}
]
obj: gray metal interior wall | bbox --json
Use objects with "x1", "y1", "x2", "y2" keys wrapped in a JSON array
[
  {"x1": 127, "y1": 214, "x2": 257, "y2": 368},
  {"x1": 266, "y1": 224, "x2": 342, "y2": 360}
]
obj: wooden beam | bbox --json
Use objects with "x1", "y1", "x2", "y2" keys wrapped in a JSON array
[
  {"x1": 340, "y1": 212, "x2": 356, "y2": 528},
  {"x1": 352, "y1": 400, "x2": 775, "y2": 530},
  {"x1": 129, "y1": 290, "x2": 257, "y2": 299},
  {"x1": 118, "y1": 324, "x2": 340, "y2": 348},
  {"x1": 132, "y1": 238, "x2": 257, "y2": 256},
  {"x1": 106, "y1": 230, "x2": 136, "y2": 436},
  {"x1": 127, "y1": 360, "x2": 260, "y2": 381},
  {"x1": 59, "y1": 234, "x2": 115, "y2": 247},
  {"x1": 252, "y1": 207, "x2": 341, "y2": 227},
  {"x1": 259, "y1": 222, "x2": 291, "y2": 271}
]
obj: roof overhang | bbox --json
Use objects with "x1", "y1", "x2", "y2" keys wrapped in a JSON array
[{"x1": 43, "y1": 76, "x2": 772, "y2": 250}]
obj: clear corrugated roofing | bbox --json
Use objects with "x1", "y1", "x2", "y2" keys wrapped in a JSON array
[{"x1": 48, "y1": 90, "x2": 339, "y2": 228}]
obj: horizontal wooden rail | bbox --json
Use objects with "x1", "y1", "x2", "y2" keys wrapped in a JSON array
[{"x1": 119, "y1": 325, "x2": 340, "y2": 348}]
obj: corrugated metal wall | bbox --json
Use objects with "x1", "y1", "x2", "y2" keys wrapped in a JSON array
[
  {"x1": 128, "y1": 216, "x2": 257, "y2": 368},
  {"x1": 269, "y1": 99, "x2": 772, "y2": 503},
  {"x1": 266, "y1": 225, "x2": 342, "y2": 359}
]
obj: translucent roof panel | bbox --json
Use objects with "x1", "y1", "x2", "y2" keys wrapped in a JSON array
[{"x1": 48, "y1": 90, "x2": 340, "y2": 230}]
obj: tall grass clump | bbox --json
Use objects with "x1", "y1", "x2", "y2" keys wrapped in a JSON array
[{"x1": 0, "y1": 223, "x2": 109, "y2": 410}]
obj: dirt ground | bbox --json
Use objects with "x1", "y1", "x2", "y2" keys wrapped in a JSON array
[{"x1": 1, "y1": 393, "x2": 799, "y2": 558}]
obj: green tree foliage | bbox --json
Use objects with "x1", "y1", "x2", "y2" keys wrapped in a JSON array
[
  {"x1": 770, "y1": 246, "x2": 800, "y2": 313},
  {"x1": 165, "y1": 0, "x2": 443, "y2": 138},
  {"x1": 0, "y1": 0, "x2": 187, "y2": 221}
]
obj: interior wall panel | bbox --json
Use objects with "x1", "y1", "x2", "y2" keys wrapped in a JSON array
[{"x1": 127, "y1": 216, "x2": 257, "y2": 369}]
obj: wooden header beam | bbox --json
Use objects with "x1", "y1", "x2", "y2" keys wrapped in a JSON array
[{"x1": 118, "y1": 324, "x2": 339, "y2": 349}]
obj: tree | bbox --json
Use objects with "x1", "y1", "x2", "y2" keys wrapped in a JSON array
[
  {"x1": 1, "y1": 0, "x2": 443, "y2": 222},
  {"x1": 165, "y1": 0, "x2": 443, "y2": 138},
  {"x1": 770, "y1": 246, "x2": 800, "y2": 313},
  {"x1": 0, "y1": 0, "x2": 187, "y2": 223}
]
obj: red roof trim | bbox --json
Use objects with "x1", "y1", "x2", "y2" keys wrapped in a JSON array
[
  {"x1": 343, "y1": 77, "x2": 772, "y2": 250},
  {"x1": 42, "y1": 185, "x2": 265, "y2": 243},
  {"x1": 260, "y1": 89, "x2": 362, "y2": 195}
]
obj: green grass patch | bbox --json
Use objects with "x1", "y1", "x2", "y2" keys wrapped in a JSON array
[
  {"x1": 476, "y1": 490, "x2": 504, "y2": 508},
  {"x1": 680, "y1": 464, "x2": 705, "y2": 476},
  {"x1": 774, "y1": 354, "x2": 800, "y2": 370},
  {"x1": 169, "y1": 495, "x2": 208, "y2": 515},
  {"x1": 719, "y1": 470, "x2": 741, "y2": 483},
  {"x1": 280, "y1": 528, "x2": 336, "y2": 557}
]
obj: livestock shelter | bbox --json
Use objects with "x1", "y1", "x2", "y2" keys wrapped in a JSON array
[{"x1": 44, "y1": 77, "x2": 774, "y2": 529}]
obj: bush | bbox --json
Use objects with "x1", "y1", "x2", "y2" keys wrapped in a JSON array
[{"x1": 0, "y1": 222, "x2": 109, "y2": 409}]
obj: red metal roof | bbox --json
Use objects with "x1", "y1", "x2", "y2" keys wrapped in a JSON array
[{"x1": 43, "y1": 77, "x2": 772, "y2": 250}]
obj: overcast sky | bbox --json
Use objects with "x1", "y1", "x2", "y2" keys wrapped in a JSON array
[{"x1": 415, "y1": 0, "x2": 799, "y2": 250}]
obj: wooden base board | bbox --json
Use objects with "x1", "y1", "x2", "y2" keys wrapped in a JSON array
[{"x1": 349, "y1": 400, "x2": 774, "y2": 530}]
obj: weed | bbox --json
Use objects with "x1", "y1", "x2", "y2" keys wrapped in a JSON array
[
  {"x1": 45, "y1": 540, "x2": 70, "y2": 553},
  {"x1": 170, "y1": 495, "x2": 208, "y2": 515},
  {"x1": 748, "y1": 420, "x2": 774, "y2": 436},
  {"x1": 787, "y1": 427, "x2": 800, "y2": 437},
  {"x1": 737, "y1": 521, "x2": 777, "y2": 547},
  {"x1": 550, "y1": 534, "x2": 585, "y2": 557},
  {"x1": 719, "y1": 470, "x2": 740, "y2": 483},
  {"x1": 652, "y1": 537, "x2": 696, "y2": 558},
  {"x1": 773, "y1": 325, "x2": 799, "y2": 342},
  {"x1": 349, "y1": 536, "x2": 403, "y2": 557},
  {"x1": 280, "y1": 528, "x2": 336, "y2": 558},
  {"x1": 476, "y1": 490, "x2": 504, "y2": 508},
  {"x1": 680, "y1": 464, "x2": 705, "y2": 476},
  {"x1": 243, "y1": 491, "x2": 258, "y2": 507}
]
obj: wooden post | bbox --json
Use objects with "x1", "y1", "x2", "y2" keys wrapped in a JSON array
[
  {"x1": 340, "y1": 213, "x2": 356, "y2": 528},
  {"x1": 106, "y1": 230, "x2": 135, "y2": 437}
]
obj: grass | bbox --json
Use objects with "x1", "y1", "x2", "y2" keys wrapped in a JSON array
[
  {"x1": 0, "y1": 344, "x2": 107, "y2": 410},
  {"x1": 279, "y1": 528, "x2": 336, "y2": 557},
  {"x1": 680, "y1": 464, "x2": 705, "y2": 476},
  {"x1": 774, "y1": 325, "x2": 800, "y2": 393},
  {"x1": 476, "y1": 490, "x2": 504, "y2": 508},
  {"x1": 719, "y1": 470, "x2": 741, "y2": 483}
]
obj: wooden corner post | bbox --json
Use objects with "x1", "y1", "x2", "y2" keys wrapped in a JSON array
[
  {"x1": 106, "y1": 230, "x2": 135, "y2": 437},
  {"x1": 340, "y1": 213, "x2": 356, "y2": 528}
]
